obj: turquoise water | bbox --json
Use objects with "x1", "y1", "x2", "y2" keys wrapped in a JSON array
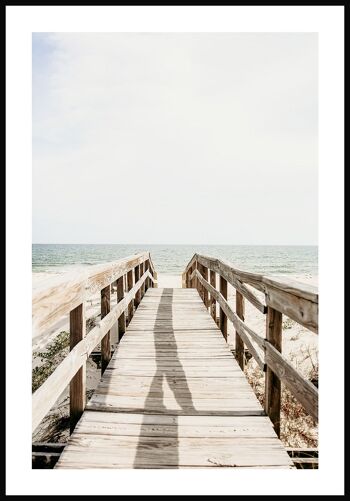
[{"x1": 32, "y1": 244, "x2": 318, "y2": 276}]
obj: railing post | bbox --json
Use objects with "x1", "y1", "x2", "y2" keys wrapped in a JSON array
[
  {"x1": 134, "y1": 264, "x2": 141, "y2": 308},
  {"x1": 140, "y1": 262, "x2": 145, "y2": 298},
  {"x1": 117, "y1": 275, "x2": 126, "y2": 340},
  {"x1": 69, "y1": 303, "x2": 86, "y2": 433},
  {"x1": 219, "y1": 276, "x2": 228, "y2": 341},
  {"x1": 202, "y1": 265, "x2": 209, "y2": 308},
  {"x1": 101, "y1": 284, "x2": 111, "y2": 374},
  {"x1": 190, "y1": 265, "x2": 195, "y2": 288},
  {"x1": 145, "y1": 259, "x2": 150, "y2": 291},
  {"x1": 210, "y1": 270, "x2": 216, "y2": 321},
  {"x1": 197, "y1": 263, "x2": 203, "y2": 301},
  {"x1": 127, "y1": 269, "x2": 134, "y2": 324},
  {"x1": 235, "y1": 290, "x2": 245, "y2": 370},
  {"x1": 265, "y1": 306, "x2": 282, "y2": 437}
]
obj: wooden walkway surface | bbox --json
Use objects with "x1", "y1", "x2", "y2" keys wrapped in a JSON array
[{"x1": 55, "y1": 288, "x2": 293, "y2": 469}]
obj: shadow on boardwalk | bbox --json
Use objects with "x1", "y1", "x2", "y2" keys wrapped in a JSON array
[{"x1": 133, "y1": 288, "x2": 196, "y2": 468}]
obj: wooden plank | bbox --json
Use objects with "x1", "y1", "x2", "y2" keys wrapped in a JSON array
[
  {"x1": 235, "y1": 291, "x2": 245, "y2": 370},
  {"x1": 32, "y1": 252, "x2": 150, "y2": 346},
  {"x1": 219, "y1": 275, "x2": 227, "y2": 341},
  {"x1": 265, "y1": 342, "x2": 318, "y2": 421},
  {"x1": 101, "y1": 285, "x2": 111, "y2": 375},
  {"x1": 134, "y1": 265, "x2": 141, "y2": 308},
  {"x1": 145, "y1": 260, "x2": 150, "y2": 292},
  {"x1": 55, "y1": 434, "x2": 292, "y2": 468},
  {"x1": 209, "y1": 270, "x2": 216, "y2": 321},
  {"x1": 69, "y1": 303, "x2": 86, "y2": 434},
  {"x1": 116, "y1": 276, "x2": 126, "y2": 340},
  {"x1": 265, "y1": 285, "x2": 318, "y2": 333},
  {"x1": 32, "y1": 271, "x2": 152, "y2": 432},
  {"x1": 127, "y1": 269, "x2": 134, "y2": 323},
  {"x1": 262, "y1": 276, "x2": 318, "y2": 303},
  {"x1": 139, "y1": 262, "x2": 145, "y2": 298},
  {"x1": 54, "y1": 287, "x2": 292, "y2": 470},
  {"x1": 202, "y1": 266, "x2": 209, "y2": 308},
  {"x1": 183, "y1": 253, "x2": 197, "y2": 275},
  {"x1": 264, "y1": 307, "x2": 282, "y2": 437}
]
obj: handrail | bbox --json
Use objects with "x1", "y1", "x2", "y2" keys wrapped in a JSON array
[
  {"x1": 32, "y1": 252, "x2": 152, "y2": 348},
  {"x1": 183, "y1": 254, "x2": 318, "y2": 435},
  {"x1": 32, "y1": 253, "x2": 157, "y2": 434},
  {"x1": 195, "y1": 254, "x2": 318, "y2": 332}
]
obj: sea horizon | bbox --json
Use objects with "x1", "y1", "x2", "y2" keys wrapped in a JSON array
[{"x1": 32, "y1": 243, "x2": 318, "y2": 277}]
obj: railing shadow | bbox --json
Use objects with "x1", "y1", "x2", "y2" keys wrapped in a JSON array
[{"x1": 133, "y1": 288, "x2": 196, "y2": 468}]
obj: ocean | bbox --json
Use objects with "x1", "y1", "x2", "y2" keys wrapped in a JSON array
[{"x1": 32, "y1": 244, "x2": 318, "y2": 277}]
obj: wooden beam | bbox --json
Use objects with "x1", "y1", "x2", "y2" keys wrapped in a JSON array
[
  {"x1": 202, "y1": 265, "x2": 209, "y2": 309},
  {"x1": 127, "y1": 270, "x2": 134, "y2": 324},
  {"x1": 265, "y1": 341, "x2": 318, "y2": 421},
  {"x1": 219, "y1": 276, "x2": 228, "y2": 341},
  {"x1": 145, "y1": 260, "x2": 150, "y2": 292},
  {"x1": 264, "y1": 306, "x2": 282, "y2": 437},
  {"x1": 209, "y1": 270, "x2": 216, "y2": 321},
  {"x1": 235, "y1": 291, "x2": 245, "y2": 370},
  {"x1": 117, "y1": 276, "x2": 126, "y2": 341},
  {"x1": 134, "y1": 265, "x2": 141, "y2": 308},
  {"x1": 140, "y1": 262, "x2": 145, "y2": 298},
  {"x1": 32, "y1": 252, "x2": 150, "y2": 347},
  {"x1": 69, "y1": 303, "x2": 86, "y2": 434},
  {"x1": 265, "y1": 286, "x2": 318, "y2": 333},
  {"x1": 101, "y1": 284, "x2": 111, "y2": 375}
]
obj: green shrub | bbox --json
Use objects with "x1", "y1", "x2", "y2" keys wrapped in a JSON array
[{"x1": 32, "y1": 331, "x2": 70, "y2": 392}]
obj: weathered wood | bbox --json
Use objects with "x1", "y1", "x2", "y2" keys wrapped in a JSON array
[
  {"x1": 262, "y1": 276, "x2": 318, "y2": 302},
  {"x1": 55, "y1": 288, "x2": 292, "y2": 470},
  {"x1": 265, "y1": 285, "x2": 318, "y2": 333},
  {"x1": 209, "y1": 270, "x2": 216, "y2": 321},
  {"x1": 69, "y1": 303, "x2": 86, "y2": 434},
  {"x1": 183, "y1": 253, "x2": 197, "y2": 275},
  {"x1": 139, "y1": 262, "x2": 145, "y2": 298},
  {"x1": 264, "y1": 307, "x2": 282, "y2": 437},
  {"x1": 127, "y1": 270, "x2": 134, "y2": 324},
  {"x1": 219, "y1": 275, "x2": 228, "y2": 341},
  {"x1": 236, "y1": 291, "x2": 245, "y2": 370},
  {"x1": 196, "y1": 262, "x2": 203, "y2": 300},
  {"x1": 265, "y1": 342, "x2": 318, "y2": 421},
  {"x1": 195, "y1": 255, "x2": 318, "y2": 325},
  {"x1": 101, "y1": 285, "x2": 111, "y2": 375},
  {"x1": 195, "y1": 271, "x2": 265, "y2": 370},
  {"x1": 145, "y1": 260, "x2": 150, "y2": 292},
  {"x1": 202, "y1": 266, "x2": 209, "y2": 308},
  {"x1": 117, "y1": 276, "x2": 126, "y2": 341},
  {"x1": 134, "y1": 265, "x2": 141, "y2": 308},
  {"x1": 32, "y1": 271, "x2": 153, "y2": 432},
  {"x1": 32, "y1": 252, "x2": 150, "y2": 347}
]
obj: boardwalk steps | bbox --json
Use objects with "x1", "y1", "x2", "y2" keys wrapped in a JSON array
[
  {"x1": 32, "y1": 252, "x2": 318, "y2": 469},
  {"x1": 55, "y1": 288, "x2": 293, "y2": 469}
]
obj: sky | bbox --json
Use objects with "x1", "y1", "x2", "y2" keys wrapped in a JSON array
[{"x1": 32, "y1": 33, "x2": 318, "y2": 245}]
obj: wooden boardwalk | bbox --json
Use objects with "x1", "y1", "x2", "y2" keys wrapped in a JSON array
[{"x1": 55, "y1": 288, "x2": 293, "y2": 469}]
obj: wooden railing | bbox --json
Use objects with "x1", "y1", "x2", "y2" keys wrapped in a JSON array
[
  {"x1": 32, "y1": 252, "x2": 157, "y2": 433},
  {"x1": 182, "y1": 254, "x2": 318, "y2": 436}
]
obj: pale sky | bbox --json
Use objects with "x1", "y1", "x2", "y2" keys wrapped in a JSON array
[{"x1": 32, "y1": 33, "x2": 317, "y2": 244}]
